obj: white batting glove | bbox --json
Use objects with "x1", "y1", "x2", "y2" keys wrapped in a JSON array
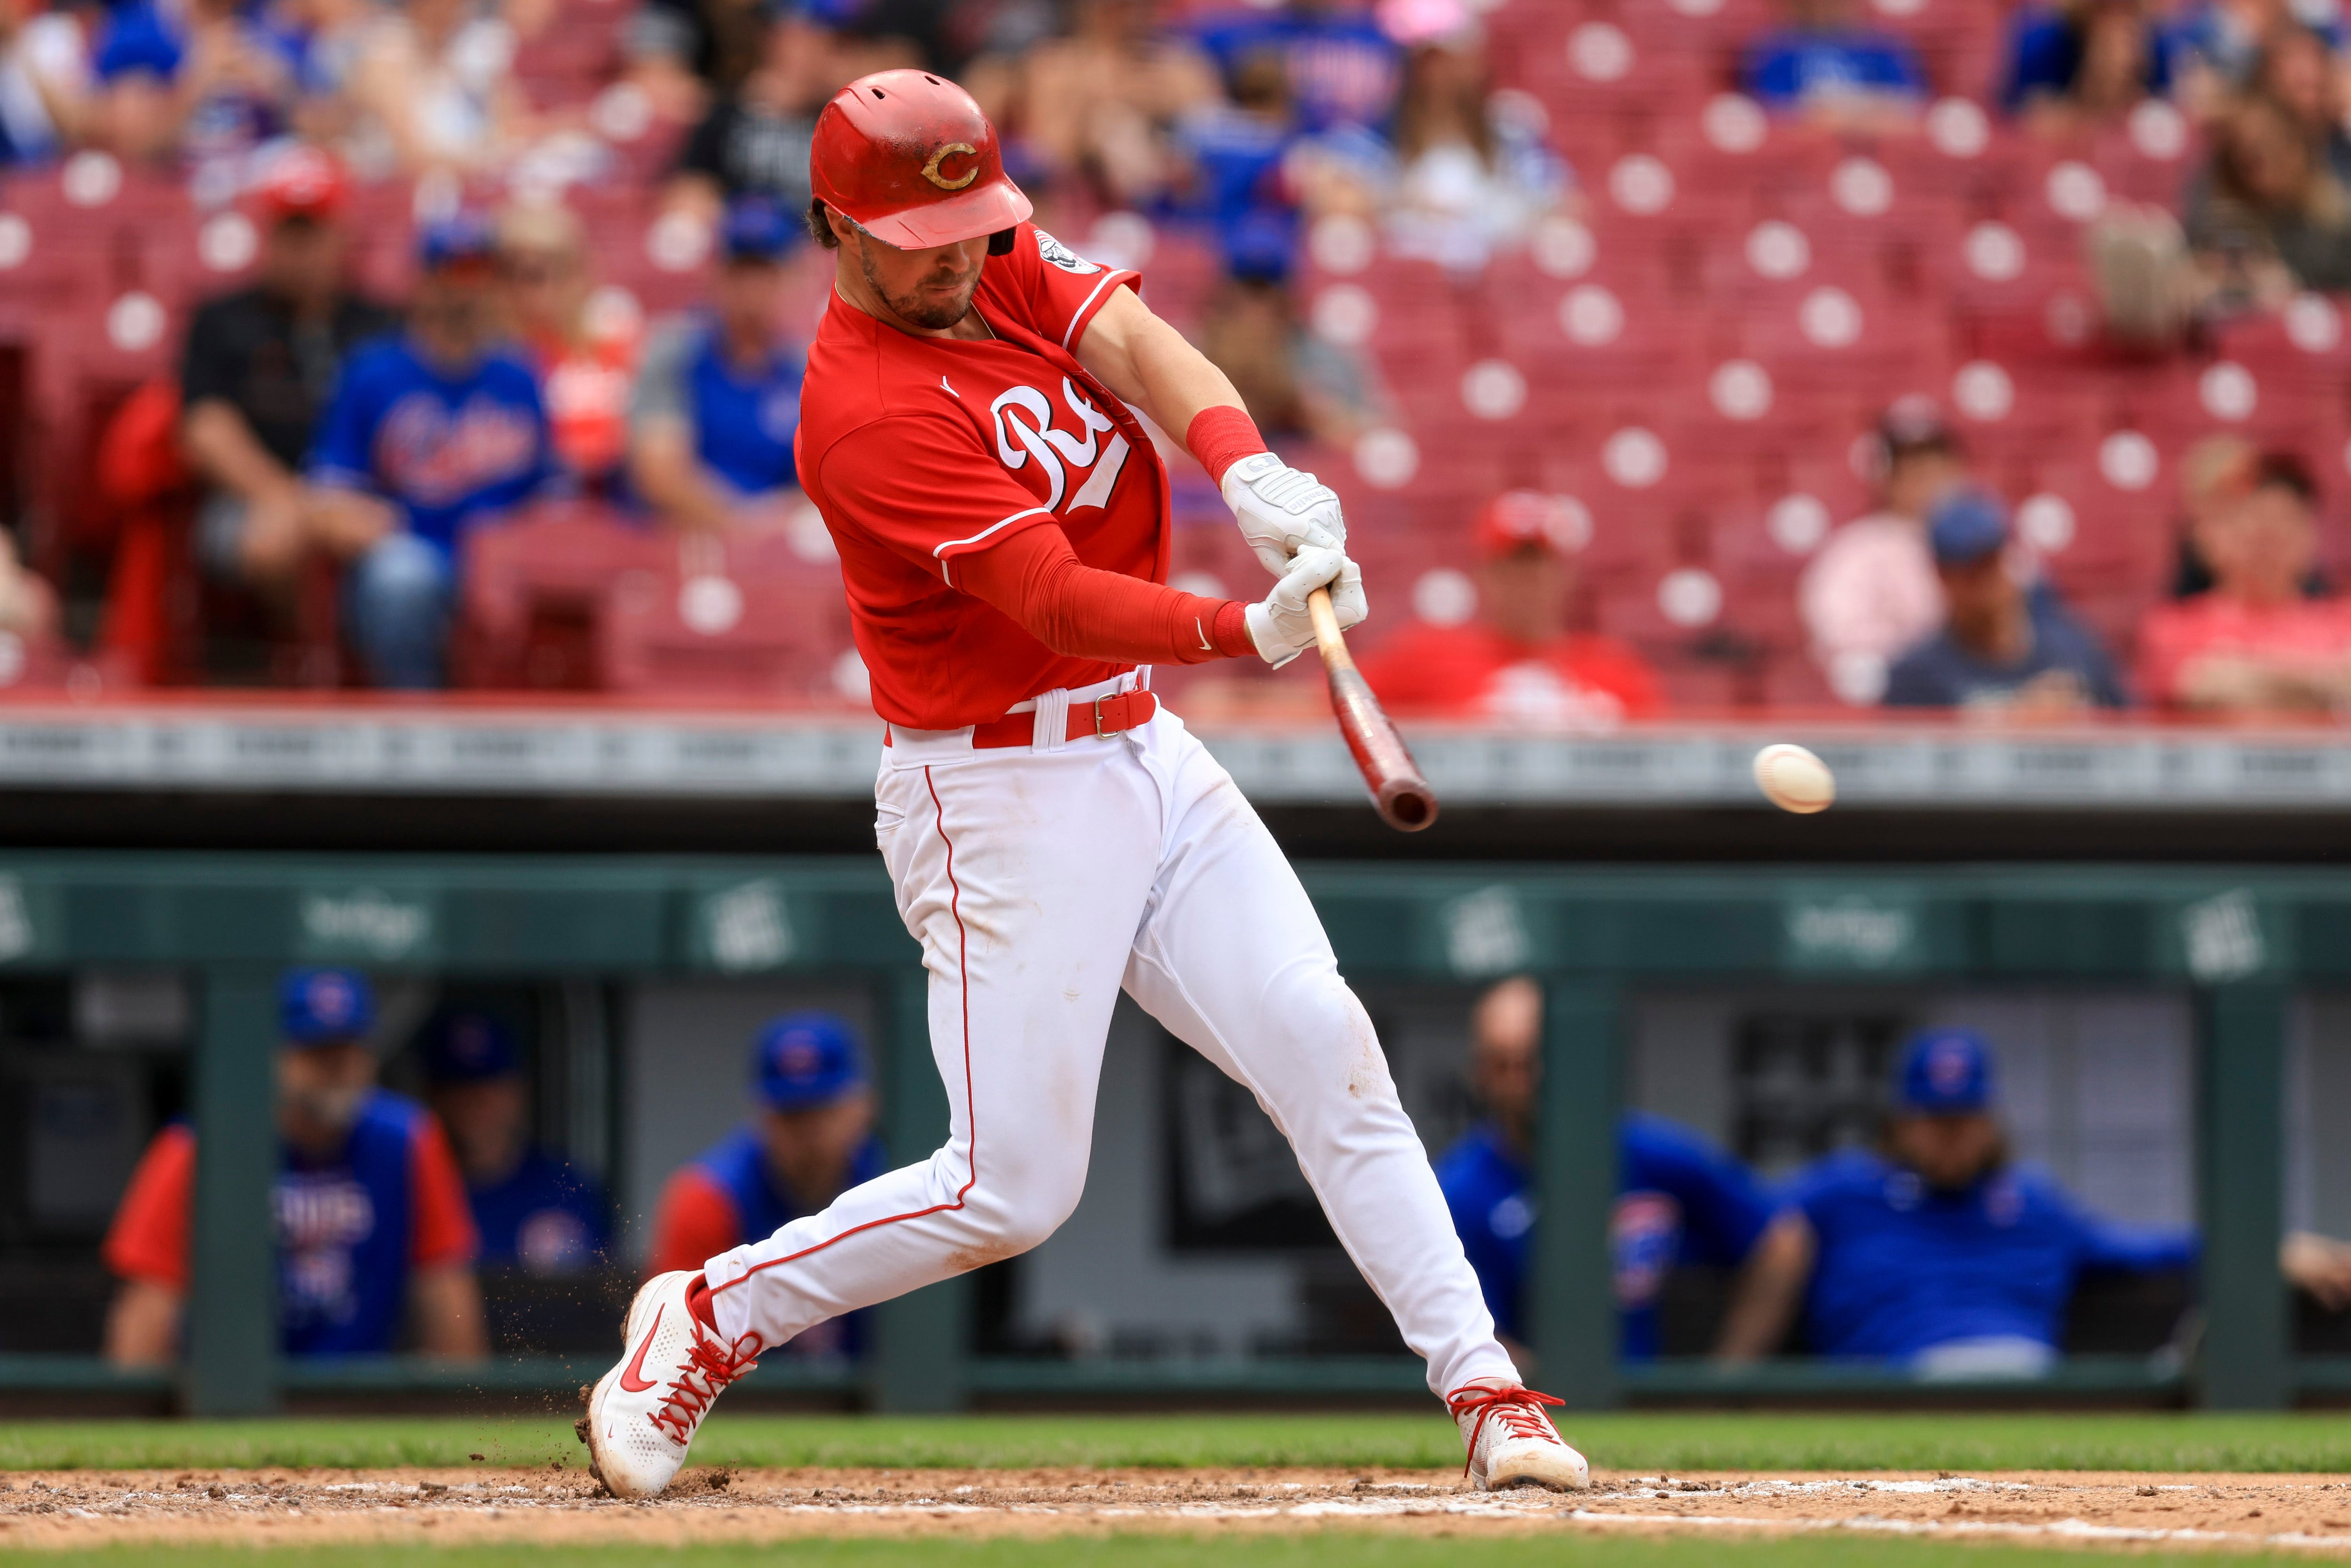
[
  {"x1": 1222, "y1": 451, "x2": 1348, "y2": 575},
  {"x1": 1245, "y1": 544, "x2": 1367, "y2": 669}
]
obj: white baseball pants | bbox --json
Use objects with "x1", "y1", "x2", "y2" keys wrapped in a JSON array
[{"x1": 703, "y1": 685, "x2": 1517, "y2": 1399}]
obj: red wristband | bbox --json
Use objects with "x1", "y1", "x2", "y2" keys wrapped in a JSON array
[
  {"x1": 1210, "y1": 599, "x2": 1254, "y2": 658},
  {"x1": 1186, "y1": 406, "x2": 1268, "y2": 488}
]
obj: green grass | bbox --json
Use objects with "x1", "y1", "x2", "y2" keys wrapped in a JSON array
[
  {"x1": 2, "y1": 1542, "x2": 2339, "y2": 1568},
  {"x1": 8, "y1": 1413, "x2": 2351, "y2": 1475}
]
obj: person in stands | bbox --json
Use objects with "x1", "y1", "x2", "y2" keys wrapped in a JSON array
[
  {"x1": 628, "y1": 197, "x2": 807, "y2": 532},
  {"x1": 497, "y1": 202, "x2": 637, "y2": 496},
  {"x1": 308, "y1": 214, "x2": 558, "y2": 688},
  {"x1": 1882, "y1": 490, "x2": 2128, "y2": 713},
  {"x1": 665, "y1": 3, "x2": 841, "y2": 217},
  {"x1": 1357, "y1": 489, "x2": 1660, "y2": 728},
  {"x1": 181, "y1": 148, "x2": 398, "y2": 596},
  {"x1": 1741, "y1": 0, "x2": 1925, "y2": 134},
  {"x1": 647, "y1": 1011, "x2": 886, "y2": 1356},
  {"x1": 2001, "y1": 0, "x2": 2176, "y2": 137},
  {"x1": 421, "y1": 1009, "x2": 610, "y2": 1277},
  {"x1": 2138, "y1": 450, "x2": 2351, "y2": 712},
  {"x1": 102, "y1": 968, "x2": 485, "y2": 1364},
  {"x1": 1436, "y1": 976, "x2": 1775, "y2": 1363},
  {"x1": 1717, "y1": 1028, "x2": 2351, "y2": 1374},
  {"x1": 1801, "y1": 398, "x2": 1973, "y2": 705}
]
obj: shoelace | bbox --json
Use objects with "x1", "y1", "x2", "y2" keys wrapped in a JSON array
[
  {"x1": 647, "y1": 1332, "x2": 761, "y2": 1443},
  {"x1": 1445, "y1": 1384, "x2": 1567, "y2": 1477}
]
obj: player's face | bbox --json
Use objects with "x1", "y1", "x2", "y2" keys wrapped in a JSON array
[
  {"x1": 431, "y1": 1076, "x2": 529, "y2": 1183},
  {"x1": 1478, "y1": 547, "x2": 1569, "y2": 645},
  {"x1": 851, "y1": 229, "x2": 990, "y2": 332},
  {"x1": 760, "y1": 1088, "x2": 876, "y2": 1205},
  {"x1": 1888, "y1": 1111, "x2": 2001, "y2": 1190},
  {"x1": 276, "y1": 1040, "x2": 376, "y2": 1153}
]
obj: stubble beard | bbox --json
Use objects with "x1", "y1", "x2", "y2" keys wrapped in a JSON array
[{"x1": 862, "y1": 244, "x2": 978, "y2": 331}]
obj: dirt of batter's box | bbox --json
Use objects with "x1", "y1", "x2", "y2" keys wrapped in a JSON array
[{"x1": 5, "y1": 1467, "x2": 2351, "y2": 1552}]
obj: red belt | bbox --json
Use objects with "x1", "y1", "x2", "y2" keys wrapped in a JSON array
[{"x1": 971, "y1": 689, "x2": 1157, "y2": 749}]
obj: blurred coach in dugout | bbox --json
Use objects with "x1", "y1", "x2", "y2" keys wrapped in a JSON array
[
  {"x1": 1717, "y1": 1027, "x2": 2351, "y2": 1374},
  {"x1": 1437, "y1": 976, "x2": 1775, "y2": 1362},
  {"x1": 647, "y1": 1011, "x2": 886, "y2": 1355},
  {"x1": 102, "y1": 969, "x2": 486, "y2": 1364},
  {"x1": 422, "y1": 1010, "x2": 610, "y2": 1276}
]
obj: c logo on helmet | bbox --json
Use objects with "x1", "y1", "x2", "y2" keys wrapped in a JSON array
[{"x1": 922, "y1": 142, "x2": 979, "y2": 190}]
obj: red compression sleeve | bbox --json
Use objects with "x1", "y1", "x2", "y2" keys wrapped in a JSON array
[
  {"x1": 1185, "y1": 405, "x2": 1268, "y2": 487},
  {"x1": 958, "y1": 524, "x2": 1256, "y2": 664}
]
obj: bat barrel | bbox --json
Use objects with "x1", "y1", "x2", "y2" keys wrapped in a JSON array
[{"x1": 1375, "y1": 774, "x2": 1438, "y2": 832}]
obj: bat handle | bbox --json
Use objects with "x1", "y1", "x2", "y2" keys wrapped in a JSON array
[{"x1": 1307, "y1": 585, "x2": 1352, "y2": 671}]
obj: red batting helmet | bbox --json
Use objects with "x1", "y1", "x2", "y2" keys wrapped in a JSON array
[{"x1": 809, "y1": 69, "x2": 1033, "y2": 249}]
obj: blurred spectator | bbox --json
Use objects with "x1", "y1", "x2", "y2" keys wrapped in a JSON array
[
  {"x1": 647, "y1": 1011, "x2": 885, "y2": 1356},
  {"x1": 1195, "y1": 268, "x2": 1385, "y2": 443},
  {"x1": 2185, "y1": 90, "x2": 2351, "y2": 301},
  {"x1": 309, "y1": 215, "x2": 558, "y2": 688},
  {"x1": 1367, "y1": 10, "x2": 1570, "y2": 270},
  {"x1": 344, "y1": 0, "x2": 526, "y2": 174},
  {"x1": 0, "y1": 0, "x2": 95, "y2": 163},
  {"x1": 1358, "y1": 490, "x2": 1661, "y2": 728},
  {"x1": 422, "y1": 1009, "x2": 610, "y2": 1277},
  {"x1": 1436, "y1": 976, "x2": 1775, "y2": 1362},
  {"x1": 2174, "y1": 432, "x2": 2260, "y2": 596},
  {"x1": 666, "y1": 6, "x2": 841, "y2": 216},
  {"x1": 1192, "y1": 0, "x2": 1400, "y2": 135},
  {"x1": 629, "y1": 197, "x2": 806, "y2": 532},
  {"x1": 967, "y1": 0, "x2": 1217, "y2": 212},
  {"x1": 1882, "y1": 490, "x2": 2128, "y2": 714},
  {"x1": 2173, "y1": 0, "x2": 2347, "y2": 108},
  {"x1": 1800, "y1": 399, "x2": 1970, "y2": 705},
  {"x1": 94, "y1": 0, "x2": 297, "y2": 169},
  {"x1": 181, "y1": 148, "x2": 398, "y2": 594},
  {"x1": 2138, "y1": 450, "x2": 2351, "y2": 712},
  {"x1": 625, "y1": 0, "x2": 779, "y2": 121},
  {"x1": 0, "y1": 530, "x2": 57, "y2": 640},
  {"x1": 2250, "y1": 23, "x2": 2351, "y2": 182},
  {"x1": 498, "y1": 201, "x2": 637, "y2": 494},
  {"x1": 1741, "y1": 0, "x2": 1925, "y2": 134},
  {"x1": 2002, "y1": 0, "x2": 2174, "y2": 138},
  {"x1": 102, "y1": 968, "x2": 486, "y2": 1364},
  {"x1": 1172, "y1": 49, "x2": 1314, "y2": 279},
  {"x1": 1719, "y1": 1028, "x2": 2351, "y2": 1371}
]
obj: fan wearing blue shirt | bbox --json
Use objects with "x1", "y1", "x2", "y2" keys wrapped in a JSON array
[
  {"x1": 1719, "y1": 1028, "x2": 2351, "y2": 1377},
  {"x1": 421, "y1": 1010, "x2": 611, "y2": 1278},
  {"x1": 1434, "y1": 977, "x2": 1774, "y2": 1360},
  {"x1": 1742, "y1": 0, "x2": 1925, "y2": 133},
  {"x1": 628, "y1": 199, "x2": 809, "y2": 533},
  {"x1": 309, "y1": 215, "x2": 558, "y2": 688},
  {"x1": 1192, "y1": 0, "x2": 1401, "y2": 134}
]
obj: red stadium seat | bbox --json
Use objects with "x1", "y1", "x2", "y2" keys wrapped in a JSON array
[
  {"x1": 600, "y1": 567, "x2": 852, "y2": 702},
  {"x1": 458, "y1": 503, "x2": 677, "y2": 689}
]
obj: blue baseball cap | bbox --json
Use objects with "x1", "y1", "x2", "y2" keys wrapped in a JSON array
[
  {"x1": 1894, "y1": 1027, "x2": 1996, "y2": 1114},
  {"x1": 418, "y1": 213, "x2": 497, "y2": 272},
  {"x1": 720, "y1": 197, "x2": 799, "y2": 264},
  {"x1": 753, "y1": 1010, "x2": 865, "y2": 1112},
  {"x1": 279, "y1": 967, "x2": 376, "y2": 1046},
  {"x1": 1927, "y1": 489, "x2": 2009, "y2": 567},
  {"x1": 423, "y1": 1010, "x2": 520, "y2": 1083}
]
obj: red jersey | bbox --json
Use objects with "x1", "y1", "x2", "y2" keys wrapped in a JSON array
[
  {"x1": 2136, "y1": 592, "x2": 2351, "y2": 708},
  {"x1": 796, "y1": 223, "x2": 1168, "y2": 729},
  {"x1": 1357, "y1": 622, "x2": 1663, "y2": 726}
]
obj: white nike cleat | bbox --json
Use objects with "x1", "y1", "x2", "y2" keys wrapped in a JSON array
[
  {"x1": 583, "y1": 1270, "x2": 762, "y2": 1498},
  {"x1": 1447, "y1": 1380, "x2": 1590, "y2": 1491}
]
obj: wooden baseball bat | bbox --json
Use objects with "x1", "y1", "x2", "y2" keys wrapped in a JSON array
[{"x1": 1307, "y1": 586, "x2": 1438, "y2": 833}]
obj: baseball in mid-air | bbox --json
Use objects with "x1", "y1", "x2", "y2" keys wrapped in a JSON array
[{"x1": 1753, "y1": 743, "x2": 1836, "y2": 814}]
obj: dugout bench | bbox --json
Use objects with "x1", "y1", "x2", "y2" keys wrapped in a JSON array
[{"x1": 0, "y1": 852, "x2": 2333, "y2": 1416}]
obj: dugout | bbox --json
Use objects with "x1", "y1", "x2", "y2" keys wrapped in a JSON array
[{"x1": 0, "y1": 851, "x2": 2340, "y2": 1418}]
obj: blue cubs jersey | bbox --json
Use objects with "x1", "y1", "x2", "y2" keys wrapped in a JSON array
[
  {"x1": 1191, "y1": 9, "x2": 1401, "y2": 133},
  {"x1": 1788, "y1": 1149, "x2": 2197, "y2": 1362},
  {"x1": 685, "y1": 319, "x2": 805, "y2": 498},
  {"x1": 277, "y1": 1091, "x2": 437, "y2": 1355},
  {"x1": 309, "y1": 335, "x2": 556, "y2": 561},
  {"x1": 1743, "y1": 29, "x2": 1925, "y2": 110},
  {"x1": 467, "y1": 1149, "x2": 610, "y2": 1276},
  {"x1": 689, "y1": 1125, "x2": 887, "y2": 1356},
  {"x1": 1434, "y1": 1113, "x2": 1772, "y2": 1359}
]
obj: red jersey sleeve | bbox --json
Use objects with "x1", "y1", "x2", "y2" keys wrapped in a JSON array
[
  {"x1": 407, "y1": 1115, "x2": 479, "y2": 1270},
  {"x1": 1358, "y1": 625, "x2": 1494, "y2": 716},
  {"x1": 648, "y1": 1167, "x2": 742, "y2": 1279},
  {"x1": 2134, "y1": 601, "x2": 2198, "y2": 708},
  {"x1": 986, "y1": 224, "x2": 1142, "y2": 353},
  {"x1": 820, "y1": 414, "x2": 1073, "y2": 584},
  {"x1": 103, "y1": 1124, "x2": 196, "y2": 1289},
  {"x1": 1568, "y1": 635, "x2": 1664, "y2": 718}
]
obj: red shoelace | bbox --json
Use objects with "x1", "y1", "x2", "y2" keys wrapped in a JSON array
[
  {"x1": 647, "y1": 1332, "x2": 762, "y2": 1443},
  {"x1": 1445, "y1": 1384, "x2": 1567, "y2": 1476}
]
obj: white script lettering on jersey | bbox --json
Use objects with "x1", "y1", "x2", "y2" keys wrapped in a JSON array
[
  {"x1": 1033, "y1": 228, "x2": 1102, "y2": 275},
  {"x1": 989, "y1": 377, "x2": 1130, "y2": 512}
]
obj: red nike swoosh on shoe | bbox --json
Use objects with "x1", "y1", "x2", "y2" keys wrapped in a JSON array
[{"x1": 617, "y1": 1304, "x2": 665, "y2": 1393}]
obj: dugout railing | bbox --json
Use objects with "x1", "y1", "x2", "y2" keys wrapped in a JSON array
[{"x1": 0, "y1": 852, "x2": 2329, "y2": 1415}]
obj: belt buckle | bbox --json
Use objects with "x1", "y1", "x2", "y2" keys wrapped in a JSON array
[{"x1": 1092, "y1": 694, "x2": 1112, "y2": 738}]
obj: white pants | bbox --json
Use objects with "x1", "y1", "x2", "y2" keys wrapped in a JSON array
[{"x1": 703, "y1": 696, "x2": 1517, "y2": 1399}]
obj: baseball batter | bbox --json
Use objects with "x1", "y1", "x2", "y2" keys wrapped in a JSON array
[{"x1": 585, "y1": 70, "x2": 1586, "y2": 1497}]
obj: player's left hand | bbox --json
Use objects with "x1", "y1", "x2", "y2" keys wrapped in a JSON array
[
  {"x1": 1222, "y1": 452, "x2": 1348, "y2": 575},
  {"x1": 1245, "y1": 544, "x2": 1366, "y2": 669}
]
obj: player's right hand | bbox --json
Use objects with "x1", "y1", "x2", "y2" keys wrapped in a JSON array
[
  {"x1": 1245, "y1": 544, "x2": 1366, "y2": 668},
  {"x1": 1222, "y1": 452, "x2": 1348, "y2": 575}
]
